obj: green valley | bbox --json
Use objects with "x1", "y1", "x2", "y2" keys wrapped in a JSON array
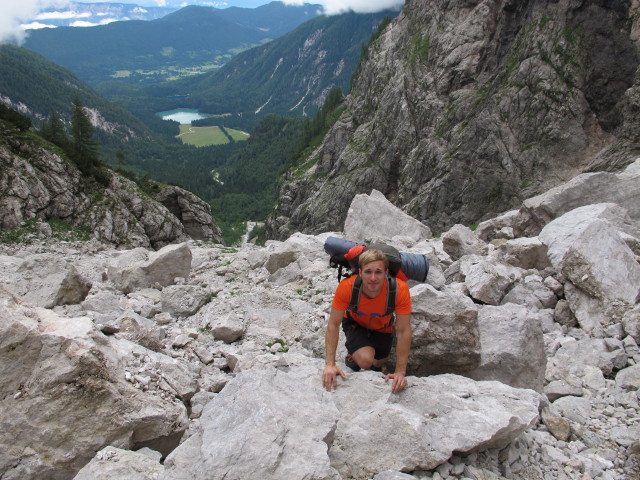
[{"x1": 2, "y1": 3, "x2": 395, "y2": 244}]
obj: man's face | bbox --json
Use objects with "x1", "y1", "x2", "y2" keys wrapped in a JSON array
[{"x1": 360, "y1": 260, "x2": 388, "y2": 297}]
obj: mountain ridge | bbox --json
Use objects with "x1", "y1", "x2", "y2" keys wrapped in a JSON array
[
  {"x1": 22, "y1": 1, "x2": 323, "y2": 86},
  {"x1": 267, "y1": 0, "x2": 640, "y2": 239}
]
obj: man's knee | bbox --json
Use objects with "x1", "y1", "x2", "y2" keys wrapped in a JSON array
[{"x1": 352, "y1": 348, "x2": 375, "y2": 369}]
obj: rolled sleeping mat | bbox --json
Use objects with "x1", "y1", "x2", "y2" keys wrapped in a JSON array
[
  {"x1": 323, "y1": 236, "x2": 359, "y2": 257},
  {"x1": 323, "y1": 236, "x2": 429, "y2": 283},
  {"x1": 399, "y1": 251, "x2": 429, "y2": 283}
]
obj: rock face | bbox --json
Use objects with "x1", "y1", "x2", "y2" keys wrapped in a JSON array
[
  {"x1": 267, "y1": 0, "x2": 640, "y2": 239},
  {"x1": 0, "y1": 129, "x2": 221, "y2": 249},
  {"x1": 154, "y1": 186, "x2": 223, "y2": 243},
  {"x1": 0, "y1": 161, "x2": 639, "y2": 480},
  {"x1": 0, "y1": 288, "x2": 189, "y2": 479}
]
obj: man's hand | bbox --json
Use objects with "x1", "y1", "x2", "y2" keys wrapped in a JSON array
[
  {"x1": 385, "y1": 372, "x2": 407, "y2": 393},
  {"x1": 322, "y1": 365, "x2": 346, "y2": 391}
]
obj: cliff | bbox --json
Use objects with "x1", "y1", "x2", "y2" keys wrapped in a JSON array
[
  {"x1": 0, "y1": 120, "x2": 223, "y2": 248},
  {"x1": 267, "y1": 0, "x2": 640, "y2": 239}
]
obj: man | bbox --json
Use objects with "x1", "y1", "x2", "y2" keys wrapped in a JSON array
[{"x1": 322, "y1": 248, "x2": 412, "y2": 393}]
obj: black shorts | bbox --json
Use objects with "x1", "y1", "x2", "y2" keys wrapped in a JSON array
[{"x1": 342, "y1": 317, "x2": 395, "y2": 360}]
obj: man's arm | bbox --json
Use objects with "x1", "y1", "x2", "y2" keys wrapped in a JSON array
[
  {"x1": 386, "y1": 313, "x2": 412, "y2": 393},
  {"x1": 322, "y1": 307, "x2": 347, "y2": 391}
]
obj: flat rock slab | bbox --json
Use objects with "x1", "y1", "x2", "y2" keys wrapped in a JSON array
[{"x1": 163, "y1": 357, "x2": 541, "y2": 480}]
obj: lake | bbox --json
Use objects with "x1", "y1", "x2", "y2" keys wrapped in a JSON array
[{"x1": 156, "y1": 108, "x2": 207, "y2": 124}]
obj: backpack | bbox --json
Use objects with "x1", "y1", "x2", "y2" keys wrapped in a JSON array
[
  {"x1": 323, "y1": 236, "x2": 429, "y2": 283},
  {"x1": 324, "y1": 237, "x2": 430, "y2": 330},
  {"x1": 329, "y1": 242, "x2": 404, "y2": 282}
]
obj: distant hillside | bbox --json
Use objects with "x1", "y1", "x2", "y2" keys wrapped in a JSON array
[
  {"x1": 22, "y1": 1, "x2": 322, "y2": 86},
  {"x1": 0, "y1": 44, "x2": 217, "y2": 182},
  {"x1": 0, "y1": 44, "x2": 150, "y2": 141},
  {"x1": 0, "y1": 42, "x2": 312, "y2": 244},
  {"x1": 128, "y1": 10, "x2": 396, "y2": 126}
]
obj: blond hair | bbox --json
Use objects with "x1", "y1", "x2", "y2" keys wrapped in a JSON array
[{"x1": 358, "y1": 248, "x2": 389, "y2": 269}]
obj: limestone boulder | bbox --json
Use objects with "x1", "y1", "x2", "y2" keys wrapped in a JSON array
[
  {"x1": 107, "y1": 242, "x2": 192, "y2": 294},
  {"x1": 546, "y1": 337, "x2": 628, "y2": 382},
  {"x1": 514, "y1": 159, "x2": 640, "y2": 237},
  {"x1": 501, "y1": 277, "x2": 558, "y2": 311},
  {"x1": 344, "y1": 190, "x2": 432, "y2": 244},
  {"x1": 0, "y1": 288, "x2": 188, "y2": 480},
  {"x1": 81, "y1": 290, "x2": 127, "y2": 323},
  {"x1": 539, "y1": 204, "x2": 640, "y2": 306},
  {"x1": 262, "y1": 233, "x2": 329, "y2": 275},
  {"x1": 115, "y1": 310, "x2": 165, "y2": 352},
  {"x1": 330, "y1": 372, "x2": 540, "y2": 479},
  {"x1": 615, "y1": 364, "x2": 640, "y2": 391},
  {"x1": 409, "y1": 283, "x2": 481, "y2": 375},
  {"x1": 73, "y1": 446, "x2": 163, "y2": 480},
  {"x1": 162, "y1": 356, "x2": 540, "y2": 480},
  {"x1": 161, "y1": 356, "x2": 342, "y2": 480},
  {"x1": 475, "y1": 209, "x2": 519, "y2": 242},
  {"x1": 441, "y1": 224, "x2": 488, "y2": 261},
  {"x1": 459, "y1": 255, "x2": 522, "y2": 305},
  {"x1": 160, "y1": 284, "x2": 210, "y2": 317},
  {"x1": 496, "y1": 237, "x2": 552, "y2": 271},
  {"x1": 468, "y1": 304, "x2": 547, "y2": 392},
  {"x1": 3, "y1": 254, "x2": 92, "y2": 308},
  {"x1": 207, "y1": 311, "x2": 245, "y2": 344},
  {"x1": 622, "y1": 305, "x2": 640, "y2": 343}
]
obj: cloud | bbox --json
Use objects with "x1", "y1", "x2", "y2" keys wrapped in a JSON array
[
  {"x1": 284, "y1": 0, "x2": 404, "y2": 15},
  {"x1": 35, "y1": 10, "x2": 91, "y2": 20},
  {"x1": 19, "y1": 22, "x2": 56, "y2": 31},
  {"x1": 70, "y1": 18, "x2": 119, "y2": 27},
  {"x1": 0, "y1": 0, "x2": 69, "y2": 44}
]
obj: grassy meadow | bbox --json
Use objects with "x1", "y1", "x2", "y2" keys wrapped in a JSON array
[{"x1": 178, "y1": 124, "x2": 249, "y2": 147}]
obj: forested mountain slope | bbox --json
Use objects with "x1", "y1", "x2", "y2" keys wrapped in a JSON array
[
  {"x1": 155, "y1": 10, "x2": 396, "y2": 118},
  {"x1": 22, "y1": 1, "x2": 322, "y2": 85},
  {"x1": 267, "y1": 0, "x2": 640, "y2": 239},
  {"x1": 0, "y1": 44, "x2": 151, "y2": 143}
]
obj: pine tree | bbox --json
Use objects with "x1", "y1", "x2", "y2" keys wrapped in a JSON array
[
  {"x1": 42, "y1": 110, "x2": 68, "y2": 150},
  {"x1": 70, "y1": 97, "x2": 99, "y2": 174}
]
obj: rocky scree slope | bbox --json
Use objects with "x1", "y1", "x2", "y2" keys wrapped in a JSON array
[
  {"x1": 267, "y1": 0, "x2": 640, "y2": 240},
  {"x1": 0, "y1": 159, "x2": 639, "y2": 479},
  {"x1": 0, "y1": 120, "x2": 222, "y2": 248}
]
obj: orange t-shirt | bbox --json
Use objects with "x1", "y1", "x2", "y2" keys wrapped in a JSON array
[{"x1": 332, "y1": 275, "x2": 412, "y2": 333}]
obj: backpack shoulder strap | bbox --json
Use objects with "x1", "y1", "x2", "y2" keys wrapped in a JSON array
[
  {"x1": 347, "y1": 276, "x2": 362, "y2": 312},
  {"x1": 385, "y1": 275, "x2": 397, "y2": 316}
]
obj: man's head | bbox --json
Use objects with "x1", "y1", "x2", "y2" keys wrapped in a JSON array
[{"x1": 359, "y1": 249, "x2": 389, "y2": 298}]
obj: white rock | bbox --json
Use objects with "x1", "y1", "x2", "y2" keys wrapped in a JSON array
[
  {"x1": 539, "y1": 204, "x2": 640, "y2": 305},
  {"x1": 469, "y1": 303, "x2": 547, "y2": 392},
  {"x1": 73, "y1": 446, "x2": 163, "y2": 480},
  {"x1": 441, "y1": 224, "x2": 488, "y2": 261},
  {"x1": 107, "y1": 242, "x2": 192, "y2": 294},
  {"x1": 344, "y1": 190, "x2": 432, "y2": 244}
]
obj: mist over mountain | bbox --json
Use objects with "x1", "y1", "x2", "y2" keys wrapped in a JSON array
[{"x1": 22, "y1": 1, "x2": 178, "y2": 29}]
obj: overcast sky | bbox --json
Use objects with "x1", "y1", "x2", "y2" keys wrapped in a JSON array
[{"x1": 0, "y1": 0, "x2": 404, "y2": 44}]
